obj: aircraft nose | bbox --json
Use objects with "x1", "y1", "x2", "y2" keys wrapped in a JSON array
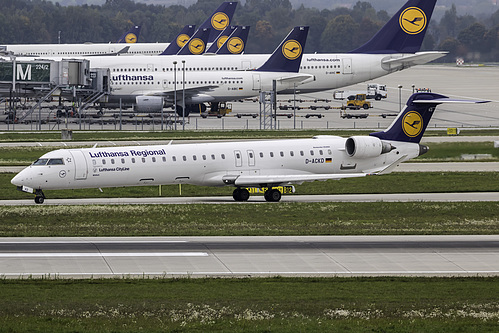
[{"x1": 11, "y1": 172, "x2": 23, "y2": 186}]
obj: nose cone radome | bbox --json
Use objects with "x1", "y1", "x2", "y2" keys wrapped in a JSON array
[{"x1": 11, "y1": 169, "x2": 28, "y2": 187}]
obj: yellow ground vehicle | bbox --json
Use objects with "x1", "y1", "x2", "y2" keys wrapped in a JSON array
[{"x1": 346, "y1": 94, "x2": 372, "y2": 110}]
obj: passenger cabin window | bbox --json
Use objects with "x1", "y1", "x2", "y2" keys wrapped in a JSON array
[{"x1": 33, "y1": 159, "x2": 49, "y2": 166}]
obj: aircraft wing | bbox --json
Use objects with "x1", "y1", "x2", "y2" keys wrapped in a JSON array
[
  {"x1": 146, "y1": 85, "x2": 219, "y2": 100},
  {"x1": 273, "y1": 73, "x2": 315, "y2": 84},
  {"x1": 230, "y1": 173, "x2": 369, "y2": 187},
  {"x1": 381, "y1": 51, "x2": 448, "y2": 70}
]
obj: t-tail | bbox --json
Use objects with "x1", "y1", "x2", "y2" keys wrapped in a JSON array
[
  {"x1": 256, "y1": 26, "x2": 308, "y2": 73},
  {"x1": 197, "y1": 1, "x2": 238, "y2": 43},
  {"x1": 350, "y1": 0, "x2": 436, "y2": 54},
  {"x1": 370, "y1": 93, "x2": 489, "y2": 144},
  {"x1": 160, "y1": 25, "x2": 196, "y2": 55},
  {"x1": 216, "y1": 26, "x2": 250, "y2": 55},
  {"x1": 116, "y1": 25, "x2": 141, "y2": 43},
  {"x1": 177, "y1": 28, "x2": 210, "y2": 55}
]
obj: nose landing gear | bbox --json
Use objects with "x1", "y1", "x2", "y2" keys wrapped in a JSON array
[{"x1": 34, "y1": 189, "x2": 45, "y2": 204}]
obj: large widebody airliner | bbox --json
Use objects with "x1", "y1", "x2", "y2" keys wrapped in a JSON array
[
  {"x1": 11, "y1": 93, "x2": 488, "y2": 203},
  {"x1": 82, "y1": 0, "x2": 445, "y2": 114},
  {"x1": 0, "y1": 2, "x2": 238, "y2": 57}
]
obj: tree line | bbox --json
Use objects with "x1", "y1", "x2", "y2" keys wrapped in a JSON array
[{"x1": 1, "y1": 0, "x2": 498, "y2": 62}]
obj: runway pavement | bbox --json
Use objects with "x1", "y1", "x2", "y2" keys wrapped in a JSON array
[{"x1": 1, "y1": 235, "x2": 498, "y2": 278}]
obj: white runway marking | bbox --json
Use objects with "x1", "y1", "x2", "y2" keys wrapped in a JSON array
[{"x1": 0, "y1": 252, "x2": 208, "y2": 257}]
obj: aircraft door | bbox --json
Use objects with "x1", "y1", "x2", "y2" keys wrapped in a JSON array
[
  {"x1": 69, "y1": 150, "x2": 88, "y2": 180},
  {"x1": 252, "y1": 74, "x2": 261, "y2": 91},
  {"x1": 247, "y1": 150, "x2": 255, "y2": 167},
  {"x1": 147, "y1": 64, "x2": 154, "y2": 72},
  {"x1": 343, "y1": 58, "x2": 352, "y2": 74},
  {"x1": 234, "y1": 150, "x2": 243, "y2": 167},
  {"x1": 162, "y1": 79, "x2": 169, "y2": 89}
]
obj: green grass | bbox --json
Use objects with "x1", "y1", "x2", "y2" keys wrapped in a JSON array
[
  {"x1": 1, "y1": 202, "x2": 498, "y2": 237},
  {"x1": 3, "y1": 172, "x2": 499, "y2": 200},
  {"x1": 0, "y1": 277, "x2": 497, "y2": 332},
  {"x1": 1, "y1": 128, "x2": 499, "y2": 143}
]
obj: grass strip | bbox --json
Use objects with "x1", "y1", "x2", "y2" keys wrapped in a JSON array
[
  {"x1": 1, "y1": 202, "x2": 498, "y2": 237},
  {"x1": 2, "y1": 172, "x2": 499, "y2": 200},
  {"x1": 0, "y1": 277, "x2": 497, "y2": 332}
]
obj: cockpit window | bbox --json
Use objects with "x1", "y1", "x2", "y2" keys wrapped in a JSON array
[
  {"x1": 32, "y1": 159, "x2": 49, "y2": 166},
  {"x1": 47, "y1": 158, "x2": 64, "y2": 165}
]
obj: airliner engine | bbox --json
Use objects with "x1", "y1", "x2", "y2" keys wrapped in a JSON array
[{"x1": 345, "y1": 136, "x2": 393, "y2": 158}]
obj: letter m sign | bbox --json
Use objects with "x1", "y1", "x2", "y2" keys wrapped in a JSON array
[{"x1": 16, "y1": 64, "x2": 32, "y2": 81}]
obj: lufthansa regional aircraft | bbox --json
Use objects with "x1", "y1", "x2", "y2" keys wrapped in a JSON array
[
  {"x1": 81, "y1": 0, "x2": 445, "y2": 114},
  {"x1": 11, "y1": 93, "x2": 488, "y2": 203},
  {"x1": 0, "y1": 2, "x2": 237, "y2": 57}
]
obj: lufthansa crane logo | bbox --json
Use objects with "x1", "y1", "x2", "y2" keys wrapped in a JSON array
[
  {"x1": 188, "y1": 38, "x2": 205, "y2": 55},
  {"x1": 227, "y1": 37, "x2": 244, "y2": 54},
  {"x1": 211, "y1": 12, "x2": 229, "y2": 31},
  {"x1": 217, "y1": 36, "x2": 229, "y2": 49},
  {"x1": 282, "y1": 40, "x2": 302, "y2": 60},
  {"x1": 402, "y1": 111, "x2": 423, "y2": 137},
  {"x1": 399, "y1": 7, "x2": 427, "y2": 35},
  {"x1": 176, "y1": 34, "x2": 190, "y2": 48},
  {"x1": 125, "y1": 33, "x2": 137, "y2": 43}
]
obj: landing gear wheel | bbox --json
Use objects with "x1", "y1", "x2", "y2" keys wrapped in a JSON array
[
  {"x1": 232, "y1": 188, "x2": 250, "y2": 202},
  {"x1": 264, "y1": 188, "x2": 282, "y2": 202},
  {"x1": 34, "y1": 196, "x2": 45, "y2": 204}
]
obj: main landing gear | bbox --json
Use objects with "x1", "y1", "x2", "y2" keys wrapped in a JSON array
[
  {"x1": 232, "y1": 187, "x2": 282, "y2": 202},
  {"x1": 34, "y1": 189, "x2": 45, "y2": 204}
]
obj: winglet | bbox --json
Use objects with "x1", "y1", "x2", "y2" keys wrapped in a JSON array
[
  {"x1": 350, "y1": 0, "x2": 437, "y2": 54},
  {"x1": 117, "y1": 25, "x2": 141, "y2": 43},
  {"x1": 256, "y1": 26, "x2": 308, "y2": 73},
  {"x1": 197, "y1": 1, "x2": 238, "y2": 43},
  {"x1": 160, "y1": 25, "x2": 196, "y2": 56}
]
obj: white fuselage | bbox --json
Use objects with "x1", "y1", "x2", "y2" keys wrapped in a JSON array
[
  {"x1": 1, "y1": 42, "x2": 169, "y2": 57},
  {"x1": 11, "y1": 136, "x2": 420, "y2": 191}
]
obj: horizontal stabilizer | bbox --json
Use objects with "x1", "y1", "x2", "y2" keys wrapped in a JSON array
[{"x1": 381, "y1": 52, "x2": 447, "y2": 71}]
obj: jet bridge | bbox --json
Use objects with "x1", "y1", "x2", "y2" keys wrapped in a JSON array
[{"x1": 0, "y1": 58, "x2": 109, "y2": 122}]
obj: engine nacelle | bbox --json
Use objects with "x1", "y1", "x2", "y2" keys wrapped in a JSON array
[
  {"x1": 345, "y1": 136, "x2": 393, "y2": 158},
  {"x1": 134, "y1": 96, "x2": 164, "y2": 113}
]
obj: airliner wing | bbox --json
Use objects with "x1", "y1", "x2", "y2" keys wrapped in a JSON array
[
  {"x1": 232, "y1": 173, "x2": 369, "y2": 187},
  {"x1": 147, "y1": 85, "x2": 218, "y2": 97},
  {"x1": 274, "y1": 73, "x2": 315, "y2": 84},
  {"x1": 381, "y1": 51, "x2": 447, "y2": 70}
]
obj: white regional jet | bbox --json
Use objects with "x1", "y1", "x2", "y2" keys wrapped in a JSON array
[
  {"x1": 82, "y1": 0, "x2": 445, "y2": 115},
  {"x1": 11, "y1": 93, "x2": 488, "y2": 203}
]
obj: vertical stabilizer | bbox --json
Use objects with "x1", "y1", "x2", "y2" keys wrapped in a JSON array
[
  {"x1": 256, "y1": 26, "x2": 308, "y2": 73},
  {"x1": 177, "y1": 28, "x2": 210, "y2": 55},
  {"x1": 206, "y1": 25, "x2": 237, "y2": 53},
  {"x1": 197, "y1": 2, "x2": 238, "y2": 43},
  {"x1": 350, "y1": 0, "x2": 436, "y2": 54},
  {"x1": 216, "y1": 26, "x2": 250, "y2": 55},
  {"x1": 160, "y1": 25, "x2": 196, "y2": 55},
  {"x1": 117, "y1": 25, "x2": 141, "y2": 43}
]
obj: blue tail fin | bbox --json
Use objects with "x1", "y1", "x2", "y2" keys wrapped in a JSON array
[
  {"x1": 350, "y1": 0, "x2": 436, "y2": 54},
  {"x1": 197, "y1": 1, "x2": 238, "y2": 44},
  {"x1": 216, "y1": 26, "x2": 250, "y2": 55},
  {"x1": 370, "y1": 93, "x2": 491, "y2": 143},
  {"x1": 206, "y1": 25, "x2": 237, "y2": 54},
  {"x1": 117, "y1": 25, "x2": 141, "y2": 43},
  {"x1": 160, "y1": 25, "x2": 196, "y2": 56},
  {"x1": 256, "y1": 26, "x2": 308, "y2": 73},
  {"x1": 177, "y1": 28, "x2": 211, "y2": 55}
]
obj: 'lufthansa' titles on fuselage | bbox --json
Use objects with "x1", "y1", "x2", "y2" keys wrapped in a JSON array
[{"x1": 88, "y1": 149, "x2": 166, "y2": 159}]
